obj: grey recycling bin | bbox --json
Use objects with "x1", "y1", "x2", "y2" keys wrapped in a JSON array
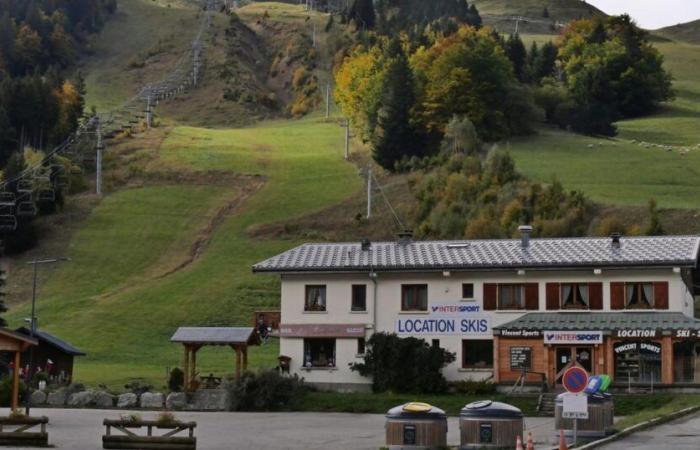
[
  {"x1": 554, "y1": 392, "x2": 614, "y2": 439},
  {"x1": 459, "y1": 400, "x2": 523, "y2": 450},
  {"x1": 385, "y1": 402, "x2": 447, "y2": 450}
]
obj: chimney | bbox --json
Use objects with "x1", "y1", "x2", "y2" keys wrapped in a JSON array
[
  {"x1": 361, "y1": 239, "x2": 371, "y2": 251},
  {"x1": 611, "y1": 233, "x2": 621, "y2": 249},
  {"x1": 518, "y1": 225, "x2": 533, "y2": 249},
  {"x1": 397, "y1": 230, "x2": 413, "y2": 246}
]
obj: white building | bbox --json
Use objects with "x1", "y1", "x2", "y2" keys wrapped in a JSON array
[{"x1": 253, "y1": 232, "x2": 700, "y2": 391}]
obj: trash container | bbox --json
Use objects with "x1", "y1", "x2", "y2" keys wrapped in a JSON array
[
  {"x1": 385, "y1": 402, "x2": 447, "y2": 450},
  {"x1": 459, "y1": 400, "x2": 523, "y2": 450},
  {"x1": 554, "y1": 393, "x2": 614, "y2": 439}
]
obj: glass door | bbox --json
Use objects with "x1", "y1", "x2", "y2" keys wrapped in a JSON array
[
  {"x1": 576, "y1": 347, "x2": 593, "y2": 372},
  {"x1": 556, "y1": 347, "x2": 572, "y2": 374}
]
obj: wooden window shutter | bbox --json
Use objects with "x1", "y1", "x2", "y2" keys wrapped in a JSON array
[
  {"x1": 546, "y1": 283, "x2": 560, "y2": 310},
  {"x1": 653, "y1": 282, "x2": 669, "y2": 309},
  {"x1": 610, "y1": 282, "x2": 625, "y2": 310},
  {"x1": 588, "y1": 283, "x2": 603, "y2": 310},
  {"x1": 483, "y1": 284, "x2": 497, "y2": 310},
  {"x1": 525, "y1": 283, "x2": 539, "y2": 310}
]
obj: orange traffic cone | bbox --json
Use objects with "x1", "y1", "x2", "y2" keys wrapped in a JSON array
[
  {"x1": 527, "y1": 431, "x2": 535, "y2": 450},
  {"x1": 516, "y1": 435, "x2": 524, "y2": 450},
  {"x1": 559, "y1": 429, "x2": 568, "y2": 450}
]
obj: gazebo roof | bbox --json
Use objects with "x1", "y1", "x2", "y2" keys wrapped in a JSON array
[
  {"x1": 170, "y1": 327, "x2": 258, "y2": 346},
  {"x1": 0, "y1": 328, "x2": 38, "y2": 346}
]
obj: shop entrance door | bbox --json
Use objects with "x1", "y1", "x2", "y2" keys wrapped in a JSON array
[
  {"x1": 575, "y1": 347, "x2": 593, "y2": 372},
  {"x1": 555, "y1": 347, "x2": 594, "y2": 384},
  {"x1": 556, "y1": 347, "x2": 572, "y2": 375}
]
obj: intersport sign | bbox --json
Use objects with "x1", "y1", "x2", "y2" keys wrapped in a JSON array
[{"x1": 544, "y1": 331, "x2": 603, "y2": 345}]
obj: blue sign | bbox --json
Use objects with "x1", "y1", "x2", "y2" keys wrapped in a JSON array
[{"x1": 395, "y1": 316, "x2": 491, "y2": 336}]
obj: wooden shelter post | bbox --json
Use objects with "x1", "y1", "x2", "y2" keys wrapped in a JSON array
[
  {"x1": 190, "y1": 345, "x2": 200, "y2": 389},
  {"x1": 243, "y1": 346, "x2": 248, "y2": 371},
  {"x1": 234, "y1": 346, "x2": 241, "y2": 380},
  {"x1": 183, "y1": 345, "x2": 190, "y2": 392},
  {"x1": 11, "y1": 351, "x2": 20, "y2": 411}
]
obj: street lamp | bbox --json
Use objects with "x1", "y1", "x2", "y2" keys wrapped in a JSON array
[{"x1": 24, "y1": 257, "x2": 70, "y2": 415}]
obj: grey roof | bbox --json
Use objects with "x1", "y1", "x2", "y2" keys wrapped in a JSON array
[
  {"x1": 16, "y1": 327, "x2": 85, "y2": 355},
  {"x1": 494, "y1": 312, "x2": 700, "y2": 332},
  {"x1": 170, "y1": 327, "x2": 256, "y2": 345},
  {"x1": 252, "y1": 236, "x2": 700, "y2": 273}
]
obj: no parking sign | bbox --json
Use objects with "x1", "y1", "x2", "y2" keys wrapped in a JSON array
[{"x1": 562, "y1": 366, "x2": 588, "y2": 394}]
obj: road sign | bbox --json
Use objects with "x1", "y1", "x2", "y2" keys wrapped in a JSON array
[
  {"x1": 562, "y1": 393, "x2": 589, "y2": 419},
  {"x1": 562, "y1": 366, "x2": 589, "y2": 393}
]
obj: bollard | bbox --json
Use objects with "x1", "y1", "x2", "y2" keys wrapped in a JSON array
[
  {"x1": 527, "y1": 431, "x2": 534, "y2": 450},
  {"x1": 558, "y1": 430, "x2": 568, "y2": 450},
  {"x1": 516, "y1": 435, "x2": 523, "y2": 450}
]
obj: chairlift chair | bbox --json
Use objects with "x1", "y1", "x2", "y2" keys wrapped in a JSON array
[
  {"x1": 0, "y1": 215, "x2": 17, "y2": 232},
  {"x1": 17, "y1": 179, "x2": 33, "y2": 193},
  {"x1": 17, "y1": 201, "x2": 37, "y2": 218},
  {"x1": 0, "y1": 192, "x2": 15, "y2": 205},
  {"x1": 0, "y1": 203, "x2": 13, "y2": 215}
]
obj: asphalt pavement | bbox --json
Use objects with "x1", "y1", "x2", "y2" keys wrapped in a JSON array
[
  {"x1": 0, "y1": 408, "x2": 557, "y2": 449},
  {"x1": 598, "y1": 411, "x2": 700, "y2": 450}
]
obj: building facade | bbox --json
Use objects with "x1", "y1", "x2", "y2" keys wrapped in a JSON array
[{"x1": 253, "y1": 233, "x2": 700, "y2": 391}]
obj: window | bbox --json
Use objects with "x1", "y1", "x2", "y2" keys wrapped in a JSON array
[
  {"x1": 614, "y1": 341, "x2": 661, "y2": 383},
  {"x1": 561, "y1": 283, "x2": 589, "y2": 309},
  {"x1": 351, "y1": 284, "x2": 367, "y2": 312},
  {"x1": 462, "y1": 283, "x2": 474, "y2": 299},
  {"x1": 498, "y1": 284, "x2": 525, "y2": 310},
  {"x1": 625, "y1": 283, "x2": 654, "y2": 309},
  {"x1": 462, "y1": 340, "x2": 494, "y2": 369},
  {"x1": 304, "y1": 285, "x2": 326, "y2": 312},
  {"x1": 401, "y1": 284, "x2": 428, "y2": 311},
  {"x1": 303, "y1": 338, "x2": 336, "y2": 368},
  {"x1": 357, "y1": 338, "x2": 366, "y2": 356}
]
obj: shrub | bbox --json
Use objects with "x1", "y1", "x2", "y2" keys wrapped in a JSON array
[
  {"x1": 351, "y1": 333, "x2": 456, "y2": 394},
  {"x1": 0, "y1": 377, "x2": 27, "y2": 407},
  {"x1": 124, "y1": 379, "x2": 152, "y2": 395},
  {"x1": 452, "y1": 380, "x2": 497, "y2": 395},
  {"x1": 157, "y1": 411, "x2": 177, "y2": 425},
  {"x1": 227, "y1": 370, "x2": 306, "y2": 411},
  {"x1": 168, "y1": 368, "x2": 184, "y2": 393}
]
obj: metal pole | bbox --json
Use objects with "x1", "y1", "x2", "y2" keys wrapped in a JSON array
[
  {"x1": 573, "y1": 418, "x2": 578, "y2": 447},
  {"x1": 366, "y1": 165, "x2": 372, "y2": 219},
  {"x1": 96, "y1": 120, "x2": 103, "y2": 196},
  {"x1": 344, "y1": 121, "x2": 349, "y2": 160},
  {"x1": 146, "y1": 95, "x2": 152, "y2": 129},
  {"x1": 25, "y1": 261, "x2": 38, "y2": 415}
]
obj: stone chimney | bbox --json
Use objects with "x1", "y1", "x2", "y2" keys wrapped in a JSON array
[{"x1": 518, "y1": 225, "x2": 533, "y2": 249}]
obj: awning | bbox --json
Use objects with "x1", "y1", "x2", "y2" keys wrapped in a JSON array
[
  {"x1": 494, "y1": 312, "x2": 700, "y2": 338},
  {"x1": 278, "y1": 324, "x2": 366, "y2": 338}
]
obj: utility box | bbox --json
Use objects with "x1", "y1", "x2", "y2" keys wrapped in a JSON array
[
  {"x1": 459, "y1": 400, "x2": 523, "y2": 450},
  {"x1": 554, "y1": 393, "x2": 614, "y2": 439},
  {"x1": 385, "y1": 402, "x2": 447, "y2": 450}
]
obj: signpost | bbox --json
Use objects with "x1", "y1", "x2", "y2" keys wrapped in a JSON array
[{"x1": 562, "y1": 367, "x2": 589, "y2": 446}]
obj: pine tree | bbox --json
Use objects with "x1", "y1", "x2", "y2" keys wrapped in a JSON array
[
  {"x1": 505, "y1": 34, "x2": 527, "y2": 82},
  {"x1": 351, "y1": 0, "x2": 375, "y2": 30},
  {"x1": 372, "y1": 45, "x2": 418, "y2": 170}
]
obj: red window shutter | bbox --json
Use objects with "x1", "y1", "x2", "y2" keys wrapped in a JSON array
[
  {"x1": 654, "y1": 282, "x2": 669, "y2": 309},
  {"x1": 525, "y1": 283, "x2": 539, "y2": 310},
  {"x1": 546, "y1": 283, "x2": 560, "y2": 310},
  {"x1": 589, "y1": 283, "x2": 603, "y2": 310},
  {"x1": 483, "y1": 284, "x2": 497, "y2": 310},
  {"x1": 610, "y1": 282, "x2": 625, "y2": 310}
]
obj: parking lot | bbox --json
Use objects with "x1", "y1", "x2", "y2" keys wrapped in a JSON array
[{"x1": 3, "y1": 408, "x2": 556, "y2": 449}]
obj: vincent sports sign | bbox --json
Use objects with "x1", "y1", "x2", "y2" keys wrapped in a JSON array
[{"x1": 396, "y1": 316, "x2": 491, "y2": 336}]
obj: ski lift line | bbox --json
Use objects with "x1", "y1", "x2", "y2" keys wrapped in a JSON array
[{"x1": 369, "y1": 171, "x2": 405, "y2": 231}]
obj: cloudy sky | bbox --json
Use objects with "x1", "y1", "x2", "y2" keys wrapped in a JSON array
[{"x1": 587, "y1": 0, "x2": 700, "y2": 29}]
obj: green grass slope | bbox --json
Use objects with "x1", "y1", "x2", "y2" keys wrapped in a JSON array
[
  {"x1": 509, "y1": 37, "x2": 700, "y2": 209},
  {"x1": 473, "y1": 0, "x2": 604, "y2": 33},
  {"x1": 656, "y1": 19, "x2": 700, "y2": 44}
]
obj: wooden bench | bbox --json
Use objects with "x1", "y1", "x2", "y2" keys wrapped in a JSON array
[
  {"x1": 0, "y1": 416, "x2": 49, "y2": 447},
  {"x1": 102, "y1": 419, "x2": 197, "y2": 450}
]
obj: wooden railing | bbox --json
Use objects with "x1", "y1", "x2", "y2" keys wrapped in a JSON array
[
  {"x1": 510, "y1": 369, "x2": 548, "y2": 394},
  {"x1": 0, "y1": 415, "x2": 49, "y2": 447},
  {"x1": 102, "y1": 419, "x2": 196, "y2": 450}
]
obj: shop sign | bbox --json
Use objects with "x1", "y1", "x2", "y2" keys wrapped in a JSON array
[
  {"x1": 613, "y1": 341, "x2": 661, "y2": 355},
  {"x1": 278, "y1": 324, "x2": 365, "y2": 338},
  {"x1": 509, "y1": 346, "x2": 532, "y2": 370},
  {"x1": 430, "y1": 303, "x2": 481, "y2": 314},
  {"x1": 544, "y1": 331, "x2": 603, "y2": 345},
  {"x1": 499, "y1": 329, "x2": 541, "y2": 338},
  {"x1": 395, "y1": 316, "x2": 491, "y2": 336},
  {"x1": 674, "y1": 329, "x2": 700, "y2": 339},
  {"x1": 614, "y1": 329, "x2": 659, "y2": 339},
  {"x1": 562, "y1": 393, "x2": 589, "y2": 419}
]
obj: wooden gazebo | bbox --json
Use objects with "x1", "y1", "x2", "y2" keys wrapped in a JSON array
[
  {"x1": 170, "y1": 327, "x2": 259, "y2": 392},
  {"x1": 0, "y1": 328, "x2": 38, "y2": 411}
]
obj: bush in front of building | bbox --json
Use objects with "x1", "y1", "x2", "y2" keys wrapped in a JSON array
[
  {"x1": 451, "y1": 379, "x2": 497, "y2": 395},
  {"x1": 168, "y1": 368, "x2": 184, "y2": 392},
  {"x1": 227, "y1": 370, "x2": 307, "y2": 411},
  {"x1": 351, "y1": 333, "x2": 456, "y2": 394},
  {"x1": 0, "y1": 377, "x2": 26, "y2": 407}
]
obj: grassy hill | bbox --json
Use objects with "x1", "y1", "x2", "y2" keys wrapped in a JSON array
[
  {"x1": 656, "y1": 19, "x2": 700, "y2": 44},
  {"x1": 473, "y1": 0, "x2": 605, "y2": 34},
  {"x1": 4, "y1": 0, "x2": 700, "y2": 391}
]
